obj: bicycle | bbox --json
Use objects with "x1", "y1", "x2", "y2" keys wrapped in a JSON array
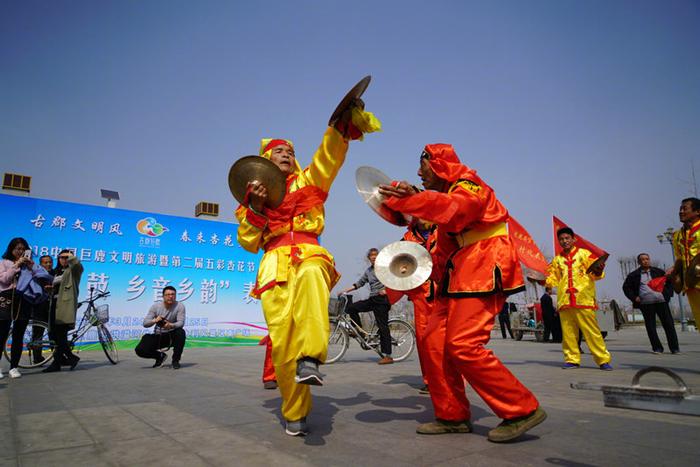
[
  {"x1": 6, "y1": 287, "x2": 119, "y2": 368},
  {"x1": 326, "y1": 294, "x2": 416, "y2": 364}
]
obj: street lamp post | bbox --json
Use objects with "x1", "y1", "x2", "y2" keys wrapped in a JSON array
[{"x1": 657, "y1": 227, "x2": 688, "y2": 331}]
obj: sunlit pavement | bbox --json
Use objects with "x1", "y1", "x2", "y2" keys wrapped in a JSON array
[{"x1": 1, "y1": 325, "x2": 699, "y2": 466}]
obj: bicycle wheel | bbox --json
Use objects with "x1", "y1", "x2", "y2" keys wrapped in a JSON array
[
  {"x1": 3, "y1": 320, "x2": 56, "y2": 369},
  {"x1": 97, "y1": 324, "x2": 119, "y2": 364},
  {"x1": 388, "y1": 319, "x2": 415, "y2": 362},
  {"x1": 325, "y1": 318, "x2": 349, "y2": 364}
]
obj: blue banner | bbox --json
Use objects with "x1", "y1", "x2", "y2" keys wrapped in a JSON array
[{"x1": 0, "y1": 193, "x2": 265, "y2": 344}]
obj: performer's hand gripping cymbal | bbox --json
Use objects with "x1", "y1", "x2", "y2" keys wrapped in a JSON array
[
  {"x1": 247, "y1": 180, "x2": 268, "y2": 213},
  {"x1": 378, "y1": 181, "x2": 417, "y2": 199}
]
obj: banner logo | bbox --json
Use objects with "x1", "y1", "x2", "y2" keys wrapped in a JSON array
[{"x1": 136, "y1": 217, "x2": 169, "y2": 237}]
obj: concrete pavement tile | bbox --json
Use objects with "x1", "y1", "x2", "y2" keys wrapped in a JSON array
[
  {"x1": 19, "y1": 445, "x2": 114, "y2": 467},
  {"x1": 100, "y1": 436, "x2": 210, "y2": 467},
  {"x1": 121, "y1": 401, "x2": 219, "y2": 434},
  {"x1": 169, "y1": 427, "x2": 310, "y2": 466},
  {"x1": 0, "y1": 457, "x2": 18, "y2": 467},
  {"x1": 71, "y1": 406, "x2": 159, "y2": 443},
  {"x1": 432, "y1": 452, "x2": 520, "y2": 467},
  {"x1": 0, "y1": 424, "x2": 17, "y2": 458},
  {"x1": 14, "y1": 411, "x2": 93, "y2": 454}
]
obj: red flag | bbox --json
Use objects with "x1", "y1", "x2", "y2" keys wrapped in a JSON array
[
  {"x1": 552, "y1": 216, "x2": 608, "y2": 259},
  {"x1": 508, "y1": 216, "x2": 548, "y2": 276},
  {"x1": 647, "y1": 276, "x2": 667, "y2": 293}
]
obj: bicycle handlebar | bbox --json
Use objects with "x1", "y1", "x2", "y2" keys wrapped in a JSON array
[{"x1": 78, "y1": 290, "x2": 110, "y2": 306}]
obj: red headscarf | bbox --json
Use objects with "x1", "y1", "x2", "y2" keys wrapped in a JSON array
[{"x1": 423, "y1": 144, "x2": 473, "y2": 183}]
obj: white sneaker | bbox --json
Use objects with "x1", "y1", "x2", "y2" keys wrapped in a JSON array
[
  {"x1": 9, "y1": 368, "x2": 21, "y2": 379},
  {"x1": 0, "y1": 369, "x2": 4, "y2": 379}
]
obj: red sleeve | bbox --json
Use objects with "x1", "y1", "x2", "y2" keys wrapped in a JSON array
[
  {"x1": 385, "y1": 187, "x2": 485, "y2": 232},
  {"x1": 245, "y1": 208, "x2": 268, "y2": 230}
]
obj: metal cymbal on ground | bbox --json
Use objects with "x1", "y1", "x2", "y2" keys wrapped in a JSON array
[
  {"x1": 375, "y1": 241, "x2": 432, "y2": 291},
  {"x1": 228, "y1": 156, "x2": 286, "y2": 209},
  {"x1": 355, "y1": 166, "x2": 411, "y2": 226}
]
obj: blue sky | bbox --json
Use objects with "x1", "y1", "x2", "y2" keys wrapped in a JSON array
[{"x1": 2, "y1": 0, "x2": 699, "y2": 303}]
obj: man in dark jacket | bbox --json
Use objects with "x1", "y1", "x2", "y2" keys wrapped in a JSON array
[
  {"x1": 540, "y1": 286, "x2": 561, "y2": 343},
  {"x1": 622, "y1": 253, "x2": 679, "y2": 353}
]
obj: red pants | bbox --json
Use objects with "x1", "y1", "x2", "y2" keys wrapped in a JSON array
[
  {"x1": 260, "y1": 335, "x2": 277, "y2": 383},
  {"x1": 424, "y1": 294, "x2": 539, "y2": 421},
  {"x1": 387, "y1": 286, "x2": 431, "y2": 385}
]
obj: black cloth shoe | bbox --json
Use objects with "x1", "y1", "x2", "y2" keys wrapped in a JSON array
[
  {"x1": 172, "y1": 360, "x2": 181, "y2": 370},
  {"x1": 153, "y1": 352, "x2": 167, "y2": 368},
  {"x1": 68, "y1": 356, "x2": 80, "y2": 370},
  {"x1": 42, "y1": 363, "x2": 61, "y2": 373}
]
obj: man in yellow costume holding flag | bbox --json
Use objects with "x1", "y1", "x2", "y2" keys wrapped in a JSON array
[
  {"x1": 545, "y1": 223, "x2": 612, "y2": 370},
  {"x1": 235, "y1": 94, "x2": 380, "y2": 436},
  {"x1": 673, "y1": 197, "x2": 700, "y2": 327}
]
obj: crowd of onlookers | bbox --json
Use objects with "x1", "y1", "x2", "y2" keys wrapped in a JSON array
[{"x1": 0, "y1": 237, "x2": 84, "y2": 379}]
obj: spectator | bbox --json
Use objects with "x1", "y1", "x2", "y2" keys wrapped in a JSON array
[
  {"x1": 0, "y1": 238, "x2": 51, "y2": 378},
  {"x1": 540, "y1": 286, "x2": 561, "y2": 343},
  {"x1": 337, "y1": 248, "x2": 394, "y2": 364},
  {"x1": 622, "y1": 253, "x2": 679, "y2": 354},
  {"x1": 498, "y1": 302, "x2": 514, "y2": 339},
  {"x1": 135, "y1": 285, "x2": 186, "y2": 369},
  {"x1": 43, "y1": 249, "x2": 83, "y2": 372}
]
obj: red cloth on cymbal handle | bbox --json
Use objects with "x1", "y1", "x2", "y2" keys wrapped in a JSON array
[{"x1": 647, "y1": 276, "x2": 667, "y2": 293}]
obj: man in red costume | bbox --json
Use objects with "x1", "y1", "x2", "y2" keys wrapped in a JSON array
[
  {"x1": 378, "y1": 144, "x2": 546, "y2": 442},
  {"x1": 385, "y1": 220, "x2": 436, "y2": 392}
]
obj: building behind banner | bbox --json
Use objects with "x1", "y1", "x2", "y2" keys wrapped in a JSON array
[{"x1": 0, "y1": 193, "x2": 265, "y2": 349}]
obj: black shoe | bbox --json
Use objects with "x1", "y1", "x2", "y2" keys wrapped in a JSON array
[
  {"x1": 153, "y1": 352, "x2": 167, "y2": 368},
  {"x1": 68, "y1": 356, "x2": 80, "y2": 370},
  {"x1": 295, "y1": 358, "x2": 323, "y2": 386},
  {"x1": 42, "y1": 364, "x2": 61, "y2": 373},
  {"x1": 172, "y1": 360, "x2": 181, "y2": 370},
  {"x1": 263, "y1": 380, "x2": 278, "y2": 390}
]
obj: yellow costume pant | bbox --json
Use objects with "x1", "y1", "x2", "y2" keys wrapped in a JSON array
[
  {"x1": 686, "y1": 289, "x2": 700, "y2": 328},
  {"x1": 559, "y1": 307, "x2": 611, "y2": 366},
  {"x1": 260, "y1": 256, "x2": 332, "y2": 422}
]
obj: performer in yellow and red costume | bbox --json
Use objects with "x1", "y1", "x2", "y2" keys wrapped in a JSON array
[
  {"x1": 672, "y1": 197, "x2": 700, "y2": 326},
  {"x1": 545, "y1": 226, "x2": 612, "y2": 370},
  {"x1": 378, "y1": 144, "x2": 545, "y2": 443},
  {"x1": 235, "y1": 104, "x2": 380, "y2": 436},
  {"x1": 385, "y1": 220, "x2": 437, "y2": 392}
]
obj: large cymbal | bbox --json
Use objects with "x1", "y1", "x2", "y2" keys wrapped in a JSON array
[
  {"x1": 328, "y1": 75, "x2": 371, "y2": 126},
  {"x1": 586, "y1": 253, "x2": 609, "y2": 275},
  {"x1": 375, "y1": 241, "x2": 433, "y2": 291},
  {"x1": 686, "y1": 254, "x2": 700, "y2": 289},
  {"x1": 228, "y1": 156, "x2": 286, "y2": 209},
  {"x1": 355, "y1": 166, "x2": 411, "y2": 226}
]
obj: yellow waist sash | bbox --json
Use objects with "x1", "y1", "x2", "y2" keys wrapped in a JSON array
[{"x1": 455, "y1": 222, "x2": 507, "y2": 248}]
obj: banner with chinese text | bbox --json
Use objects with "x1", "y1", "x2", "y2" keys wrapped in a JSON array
[{"x1": 0, "y1": 193, "x2": 265, "y2": 347}]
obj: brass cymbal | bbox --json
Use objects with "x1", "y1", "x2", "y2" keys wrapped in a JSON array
[
  {"x1": 375, "y1": 241, "x2": 433, "y2": 291},
  {"x1": 686, "y1": 254, "x2": 700, "y2": 289},
  {"x1": 586, "y1": 253, "x2": 609, "y2": 275},
  {"x1": 355, "y1": 166, "x2": 411, "y2": 226},
  {"x1": 228, "y1": 156, "x2": 286, "y2": 209},
  {"x1": 328, "y1": 75, "x2": 372, "y2": 126}
]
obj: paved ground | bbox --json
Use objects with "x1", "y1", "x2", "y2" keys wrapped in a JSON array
[{"x1": 1, "y1": 325, "x2": 700, "y2": 467}]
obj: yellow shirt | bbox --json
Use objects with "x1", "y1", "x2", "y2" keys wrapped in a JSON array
[
  {"x1": 673, "y1": 218, "x2": 700, "y2": 291},
  {"x1": 235, "y1": 127, "x2": 348, "y2": 297},
  {"x1": 545, "y1": 246, "x2": 603, "y2": 310}
]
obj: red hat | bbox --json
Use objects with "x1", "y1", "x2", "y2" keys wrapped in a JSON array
[{"x1": 422, "y1": 144, "x2": 472, "y2": 182}]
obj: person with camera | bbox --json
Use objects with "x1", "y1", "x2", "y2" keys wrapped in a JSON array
[
  {"x1": 135, "y1": 286, "x2": 186, "y2": 369},
  {"x1": 0, "y1": 237, "x2": 52, "y2": 379}
]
